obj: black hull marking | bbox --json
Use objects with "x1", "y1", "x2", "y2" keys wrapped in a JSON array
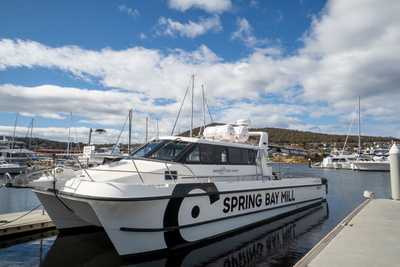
[
  {"x1": 121, "y1": 197, "x2": 323, "y2": 232},
  {"x1": 120, "y1": 200, "x2": 327, "y2": 260}
]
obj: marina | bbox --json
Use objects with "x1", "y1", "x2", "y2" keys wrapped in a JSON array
[
  {"x1": 295, "y1": 198, "x2": 400, "y2": 267},
  {"x1": 1, "y1": 0, "x2": 400, "y2": 266},
  {"x1": 0, "y1": 162, "x2": 392, "y2": 266}
]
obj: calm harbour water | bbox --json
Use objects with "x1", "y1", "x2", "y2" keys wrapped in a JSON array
[{"x1": 0, "y1": 164, "x2": 391, "y2": 267}]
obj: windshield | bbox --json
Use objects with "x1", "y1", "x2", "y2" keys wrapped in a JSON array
[
  {"x1": 131, "y1": 140, "x2": 164, "y2": 158},
  {"x1": 149, "y1": 141, "x2": 189, "y2": 161}
]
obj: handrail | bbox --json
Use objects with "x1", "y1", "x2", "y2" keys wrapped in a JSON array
[
  {"x1": 73, "y1": 156, "x2": 95, "y2": 182},
  {"x1": 131, "y1": 159, "x2": 145, "y2": 184}
]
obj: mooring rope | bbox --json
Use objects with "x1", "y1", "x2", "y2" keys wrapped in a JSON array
[{"x1": 0, "y1": 204, "x2": 42, "y2": 226}]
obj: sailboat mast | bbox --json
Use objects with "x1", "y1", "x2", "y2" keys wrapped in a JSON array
[
  {"x1": 358, "y1": 96, "x2": 361, "y2": 155},
  {"x1": 156, "y1": 118, "x2": 159, "y2": 139},
  {"x1": 201, "y1": 84, "x2": 206, "y2": 135},
  {"x1": 145, "y1": 116, "x2": 149, "y2": 143},
  {"x1": 29, "y1": 118, "x2": 34, "y2": 150},
  {"x1": 128, "y1": 109, "x2": 133, "y2": 154},
  {"x1": 11, "y1": 113, "x2": 18, "y2": 149},
  {"x1": 66, "y1": 112, "x2": 72, "y2": 156},
  {"x1": 190, "y1": 74, "x2": 195, "y2": 137}
]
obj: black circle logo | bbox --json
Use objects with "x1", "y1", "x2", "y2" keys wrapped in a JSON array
[{"x1": 191, "y1": 205, "x2": 200, "y2": 218}]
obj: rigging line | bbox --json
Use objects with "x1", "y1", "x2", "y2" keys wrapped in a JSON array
[
  {"x1": 113, "y1": 112, "x2": 129, "y2": 154},
  {"x1": 205, "y1": 96, "x2": 213, "y2": 123},
  {"x1": 171, "y1": 86, "x2": 190, "y2": 136},
  {"x1": 341, "y1": 109, "x2": 357, "y2": 155}
]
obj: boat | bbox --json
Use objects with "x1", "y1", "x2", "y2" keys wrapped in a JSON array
[
  {"x1": 317, "y1": 154, "x2": 358, "y2": 169},
  {"x1": 27, "y1": 120, "x2": 327, "y2": 256},
  {"x1": 0, "y1": 160, "x2": 26, "y2": 174},
  {"x1": 40, "y1": 202, "x2": 328, "y2": 266},
  {"x1": 351, "y1": 156, "x2": 390, "y2": 171},
  {"x1": 0, "y1": 148, "x2": 38, "y2": 165}
]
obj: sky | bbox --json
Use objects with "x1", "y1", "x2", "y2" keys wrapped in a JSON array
[{"x1": 0, "y1": 0, "x2": 399, "y2": 144}]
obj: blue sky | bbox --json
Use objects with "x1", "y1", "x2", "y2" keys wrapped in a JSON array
[{"x1": 0, "y1": 0, "x2": 399, "y2": 143}]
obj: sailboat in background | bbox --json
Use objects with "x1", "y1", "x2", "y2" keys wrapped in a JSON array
[{"x1": 316, "y1": 97, "x2": 363, "y2": 170}]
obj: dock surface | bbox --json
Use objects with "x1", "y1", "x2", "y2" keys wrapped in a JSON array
[
  {"x1": 0, "y1": 209, "x2": 54, "y2": 238},
  {"x1": 295, "y1": 198, "x2": 400, "y2": 267}
]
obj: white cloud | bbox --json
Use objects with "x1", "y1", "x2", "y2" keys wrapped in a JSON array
[
  {"x1": 231, "y1": 17, "x2": 269, "y2": 48},
  {"x1": 1, "y1": 0, "x2": 400, "y2": 138},
  {"x1": 168, "y1": 0, "x2": 232, "y2": 13},
  {"x1": 156, "y1": 16, "x2": 222, "y2": 38},
  {"x1": 118, "y1": 5, "x2": 139, "y2": 17}
]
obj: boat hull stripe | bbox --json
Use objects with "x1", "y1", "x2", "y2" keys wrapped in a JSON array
[{"x1": 42, "y1": 183, "x2": 324, "y2": 202}]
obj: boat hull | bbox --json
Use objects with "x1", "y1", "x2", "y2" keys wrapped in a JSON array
[
  {"x1": 351, "y1": 162, "x2": 390, "y2": 171},
  {"x1": 34, "y1": 179, "x2": 326, "y2": 256}
]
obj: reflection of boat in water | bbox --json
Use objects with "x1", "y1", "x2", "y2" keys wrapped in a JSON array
[{"x1": 40, "y1": 202, "x2": 328, "y2": 267}]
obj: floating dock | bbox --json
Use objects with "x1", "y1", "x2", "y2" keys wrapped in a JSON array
[
  {"x1": 0, "y1": 209, "x2": 54, "y2": 238},
  {"x1": 295, "y1": 198, "x2": 400, "y2": 267}
]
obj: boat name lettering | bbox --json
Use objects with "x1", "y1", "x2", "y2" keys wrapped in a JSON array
[{"x1": 222, "y1": 190, "x2": 295, "y2": 213}]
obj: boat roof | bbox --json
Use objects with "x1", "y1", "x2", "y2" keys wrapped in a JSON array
[{"x1": 157, "y1": 135, "x2": 260, "y2": 150}]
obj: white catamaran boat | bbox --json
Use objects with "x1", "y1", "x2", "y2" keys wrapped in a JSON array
[{"x1": 29, "y1": 121, "x2": 327, "y2": 256}]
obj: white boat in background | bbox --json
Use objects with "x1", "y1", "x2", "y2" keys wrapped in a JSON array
[
  {"x1": 351, "y1": 156, "x2": 390, "y2": 171},
  {"x1": 26, "y1": 121, "x2": 327, "y2": 256},
  {"x1": 77, "y1": 145, "x2": 123, "y2": 167},
  {"x1": 0, "y1": 160, "x2": 26, "y2": 174},
  {"x1": 317, "y1": 154, "x2": 358, "y2": 169},
  {"x1": 0, "y1": 148, "x2": 38, "y2": 165}
]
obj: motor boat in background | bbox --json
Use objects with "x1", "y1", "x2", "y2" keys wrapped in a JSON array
[
  {"x1": 316, "y1": 153, "x2": 358, "y2": 169},
  {"x1": 0, "y1": 160, "x2": 26, "y2": 174},
  {"x1": 25, "y1": 119, "x2": 327, "y2": 256},
  {"x1": 351, "y1": 156, "x2": 390, "y2": 171}
]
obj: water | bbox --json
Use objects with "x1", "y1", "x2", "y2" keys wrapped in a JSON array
[{"x1": 0, "y1": 165, "x2": 391, "y2": 267}]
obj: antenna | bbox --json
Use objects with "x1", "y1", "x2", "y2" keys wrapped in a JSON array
[{"x1": 190, "y1": 74, "x2": 195, "y2": 137}]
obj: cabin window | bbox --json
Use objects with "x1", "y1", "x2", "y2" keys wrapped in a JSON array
[
  {"x1": 228, "y1": 147, "x2": 257, "y2": 165},
  {"x1": 184, "y1": 144, "x2": 256, "y2": 165},
  {"x1": 186, "y1": 145, "x2": 200, "y2": 162},
  {"x1": 149, "y1": 141, "x2": 189, "y2": 161},
  {"x1": 199, "y1": 144, "x2": 228, "y2": 164}
]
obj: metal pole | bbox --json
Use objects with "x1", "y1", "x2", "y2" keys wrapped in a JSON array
[
  {"x1": 88, "y1": 128, "x2": 92, "y2": 145},
  {"x1": 29, "y1": 118, "x2": 34, "y2": 149},
  {"x1": 11, "y1": 113, "x2": 18, "y2": 149},
  {"x1": 145, "y1": 117, "x2": 148, "y2": 143},
  {"x1": 201, "y1": 84, "x2": 206, "y2": 135},
  {"x1": 128, "y1": 109, "x2": 132, "y2": 154},
  {"x1": 66, "y1": 112, "x2": 71, "y2": 156},
  {"x1": 389, "y1": 143, "x2": 400, "y2": 200},
  {"x1": 156, "y1": 118, "x2": 159, "y2": 139},
  {"x1": 190, "y1": 74, "x2": 195, "y2": 137},
  {"x1": 358, "y1": 96, "x2": 361, "y2": 155}
]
